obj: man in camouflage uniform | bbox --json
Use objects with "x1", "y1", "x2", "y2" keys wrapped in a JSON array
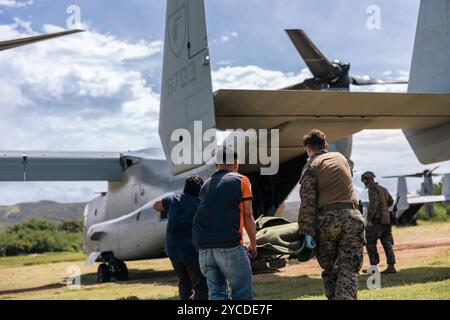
[
  {"x1": 298, "y1": 129, "x2": 365, "y2": 300},
  {"x1": 362, "y1": 171, "x2": 397, "y2": 274}
]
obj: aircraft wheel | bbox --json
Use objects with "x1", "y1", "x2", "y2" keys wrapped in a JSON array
[
  {"x1": 114, "y1": 260, "x2": 129, "y2": 281},
  {"x1": 269, "y1": 257, "x2": 287, "y2": 269},
  {"x1": 97, "y1": 263, "x2": 112, "y2": 283}
]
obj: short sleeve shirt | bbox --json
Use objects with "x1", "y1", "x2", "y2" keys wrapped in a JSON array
[{"x1": 193, "y1": 170, "x2": 253, "y2": 249}]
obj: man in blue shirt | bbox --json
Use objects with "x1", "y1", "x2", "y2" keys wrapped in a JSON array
[
  {"x1": 154, "y1": 176, "x2": 208, "y2": 300},
  {"x1": 193, "y1": 147, "x2": 257, "y2": 300}
]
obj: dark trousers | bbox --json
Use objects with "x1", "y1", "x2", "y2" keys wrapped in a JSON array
[
  {"x1": 171, "y1": 260, "x2": 208, "y2": 300},
  {"x1": 366, "y1": 222, "x2": 396, "y2": 265}
]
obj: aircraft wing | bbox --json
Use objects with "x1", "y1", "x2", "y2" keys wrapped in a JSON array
[
  {"x1": 0, "y1": 151, "x2": 123, "y2": 182},
  {"x1": 214, "y1": 89, "x2": 450, "y2": 165},
  {"x1": 407, "y1": 195, "x2": 449, "y2": 205},
  {"x1": 0, "y1": 29, "x2": 84, "y2": 52}
]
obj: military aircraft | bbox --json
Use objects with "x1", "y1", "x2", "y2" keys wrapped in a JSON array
[
  {"x1": 0, "y1": 0, "x2": 449, "y2": 283},
  {"x1": 383, "y1": 171, "x2": 450, "y2": 224}
]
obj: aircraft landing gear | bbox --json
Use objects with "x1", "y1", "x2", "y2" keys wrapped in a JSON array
[
  {"x1": 97, "y1": 263, "x2": 111, "y2": 283},
  {"x1": 251, "y1": 256, "x2": 287, "y2": 274},
  {"x1": 111, "y1": 259, "x2": 129, "y2": 281},
  {"x1": 268, "y1": 256, "x2": 287, "y2": 269},
  {"x1": 97, "y1": 257, "x2": 129, "y2": 283}
]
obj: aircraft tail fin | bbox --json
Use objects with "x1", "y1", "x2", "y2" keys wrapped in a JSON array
[
  {"x1": 397, "y1": 177, "x2": 410, "y2": 210},
  {"x1": 442, "y1": 174, "x2": 450, "y2": 199},
  {"x1": 404, "y1": 0, "x2": 450, "y2": 164},
  {"x1": 159, "y1": 0, "x2": 216, "y2": 175}
]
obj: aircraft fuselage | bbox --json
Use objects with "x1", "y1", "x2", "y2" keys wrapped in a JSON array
[{"x1": 82, "y1": 156, "x2": 216, "y2": 261}]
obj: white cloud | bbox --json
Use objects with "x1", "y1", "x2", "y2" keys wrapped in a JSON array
[
  {"x1": 211, "y1": 31, "x2": 239, "y2": 45},
  {"x1": 216, "y1": 60, "x2": 238, "y2": 66},
  {"x1": 0, "y1": 0, "x2": 32, "y2": 8},
  {"x1": 0, "y1": 20, "x2": 163, "y2": 152},
  {"x1": 0, "y1": 20, "x2": 163, "y2": 205},
  {"x1": 351, "y1": 70, "x2": 409, "y2": 93},
  {"x1": 11, "y1": 17, "x2": 32, "y2": 33},
  {"x1": 0, "y1": 79, "x2": 30, "y2": 110},
  {"x1": 212, "y1": 65, "x2": 312, "y2": 90}
]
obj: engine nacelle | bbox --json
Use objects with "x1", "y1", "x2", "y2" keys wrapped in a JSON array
[{"x1": 84, "y1": 196, "x2": 171, "y2": 262}]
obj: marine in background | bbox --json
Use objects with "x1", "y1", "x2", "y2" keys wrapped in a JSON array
[{"x1": 362, "y1": 171, "x2": 397, "y2": 274}]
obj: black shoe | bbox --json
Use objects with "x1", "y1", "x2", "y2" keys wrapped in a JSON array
[{"x1": 381, "y1": 265, "x2": 397, "y2": 274}]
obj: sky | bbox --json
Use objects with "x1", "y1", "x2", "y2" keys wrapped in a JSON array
[{"x1": 0, "y1": 0, "x2": 448, "y2": 205}]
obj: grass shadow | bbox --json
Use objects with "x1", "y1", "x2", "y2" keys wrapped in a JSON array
[
  {"x1": 253, "y1": 266, "x2": 450, "y2": 300},
  {"x1": 0, "y1": 268, "x2": 177, "y2": 297},
  {"x1": 0, "y1": 283, "x2": 66, "y2": 296},
  {"x1": 358, "y1": 267, "x2": 450, "y2": 290},
  {"x1": 80, "y1": 268, "x2": 177, "y2": 286},
  {"x1": 253, "y1": 273, "x2": 324, "y2": 300}
]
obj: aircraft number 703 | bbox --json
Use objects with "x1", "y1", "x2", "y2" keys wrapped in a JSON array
[{"x1": 167, "y1": 62, "x2": 196, "y2": 96}]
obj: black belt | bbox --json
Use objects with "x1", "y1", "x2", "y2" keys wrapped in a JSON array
[{"x1": 319, "y1": 202, "x2": 357, "y2": 213}]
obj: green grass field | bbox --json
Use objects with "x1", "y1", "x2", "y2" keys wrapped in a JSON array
[
  {"x1": 0, "y1": 252, "x2": 85, "y2": 269},
  {"x1": 0, "y1": 221, "x2": 449, "y2": 300},
  {"x1": 253, "y1": 249, "x2": 450, "y2": 300}
]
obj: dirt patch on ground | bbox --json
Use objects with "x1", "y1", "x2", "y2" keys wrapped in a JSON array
[
  {"x1": 395, "y1": 239, "x2": 450, "y2": 251},
  {"x1": 255, "y1": 237, "x2": 450, "y2": 281}
]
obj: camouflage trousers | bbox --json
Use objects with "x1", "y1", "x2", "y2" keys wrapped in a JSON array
[
  {"x1": 366, "y1": 221, "x2": 396, "y2": 265},
  {"x1": 316, "y1": 209, "x2": 366, "y2": 300}
]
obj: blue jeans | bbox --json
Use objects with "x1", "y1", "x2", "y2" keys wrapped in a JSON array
[{"x1": 199, "y1": 245, "x2": 254, "y2": 300}]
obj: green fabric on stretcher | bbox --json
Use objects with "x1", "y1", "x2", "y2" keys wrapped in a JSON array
[{"x1": 254, "y1": 216, "x2": 316, "y2": 262}]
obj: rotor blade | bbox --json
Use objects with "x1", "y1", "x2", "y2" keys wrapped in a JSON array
[
  {"x1": 285, "y1": 29, "x2": 340, "y2": 79},
  {"x1": 429, "y1": 166, "x2": 440, "y2": 174},
  {"x1": 382, "y1": 173, "x2": 424, "y2": 178},
  {"x1": 281, "y1": 78, "x2": 322, "y2": 91},
  {"x1": 350, "y1": 75, "x2": 408, "y2": 86},
  {"x1": 0, "y1": 29, "x2": 84, "y2": 52}
]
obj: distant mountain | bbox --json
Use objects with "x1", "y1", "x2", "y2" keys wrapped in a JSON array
[{"x1": 0, "y1": 201, "x2": 86, "y2": 230}]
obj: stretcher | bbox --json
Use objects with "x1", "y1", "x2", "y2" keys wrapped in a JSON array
[{"x1": 245, "y1": 216, "x2": 316, "y2": 272}]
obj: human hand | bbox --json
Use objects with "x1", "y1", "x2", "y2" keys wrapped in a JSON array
[
  {"x1": 305, "y1": 235, "x2": 316, "y2": 249},
  {"x1": 247, "y1": 243, "x2": 257, "y2": 259}
]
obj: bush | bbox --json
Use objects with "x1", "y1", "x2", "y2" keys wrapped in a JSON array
[
  {"x1": 0, "y1": 219, "x2": 83, "y2": 257},
  {"x1": 59, "y1": 220, "x2": 83, "y2": 233},
  {"x1": 416, "y1": 204, "x2": 450, "y2": 222}
]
